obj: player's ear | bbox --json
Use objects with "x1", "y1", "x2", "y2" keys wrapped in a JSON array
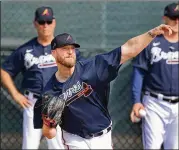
[
  {"x1": 162, "y1": 16, "x2": 168, "y2": 24},
  {"x1": 51, "y1": 50, "x2": 56, "y2": 58},
  {"x1": 33, "y1": 20, "x2": 37, "y2": 29},
  {"x1": 162, "y1": 16, "x2": 166, "y2": 21},
  {"x1": 53, "y1": 19, "x2": 56, "y2": 27}
]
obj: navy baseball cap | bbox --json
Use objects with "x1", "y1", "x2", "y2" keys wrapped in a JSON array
[
  {"x1": 164, "y1": 3, "x2": 179, "y2": 19},
  {"x1": 35, "y1": 6, "x2": 55, "y2": 21},
  {"x1": 51, "y1": 33, "x2": 80, "y2": 50}
]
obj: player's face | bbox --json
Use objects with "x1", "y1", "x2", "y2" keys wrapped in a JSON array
[
  {"x1": 34, "y1": 19, "x2": 56, "y2": 37},
  {"x1": 52, "y1": 45, "x2": 76, "y2": 68},
  {"x1": 163, "y1": 16, "x2": 179, "y2": 33}
]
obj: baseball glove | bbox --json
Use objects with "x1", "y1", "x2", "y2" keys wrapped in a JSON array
[{"x1": 42, "y1": 93, "x2": 66, "y2": 128}]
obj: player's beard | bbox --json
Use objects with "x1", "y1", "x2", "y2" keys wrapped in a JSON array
[{"x1": 56, "y1": 55, "x2": 76, "y2": 68}]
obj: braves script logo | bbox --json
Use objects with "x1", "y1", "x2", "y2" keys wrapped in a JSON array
[
  {"x1": 24, "y1": 50, "x2": 57, "y2": 69},
  {"x1": 35, "y1": 82, "x2": 93, "y2": 108},
  {"x1": 58, "y1": 81, "x2": 93, "y2": 105},
  {"x1": 150, "y1": 46, "x2": 179, "y2": 64}
]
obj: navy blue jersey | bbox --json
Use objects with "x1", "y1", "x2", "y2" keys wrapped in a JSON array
[
  {"x1": 133, "y1": 35, "x2": 179, "y2": 96},
  {"x1": 1, "y1": 37, "x2": 82, "y2": 94},
  {"x1": 41, "y1": 47, "x2": 122, "y2": 138}
]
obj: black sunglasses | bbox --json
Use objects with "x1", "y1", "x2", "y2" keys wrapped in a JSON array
[{"x1": 37, "y1": 21, "x2": 53, "y2": 25}]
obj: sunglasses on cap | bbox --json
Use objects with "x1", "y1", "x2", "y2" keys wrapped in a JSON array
[{"x1": 37, "y1": 20, "x2": 53, "y2": 25}]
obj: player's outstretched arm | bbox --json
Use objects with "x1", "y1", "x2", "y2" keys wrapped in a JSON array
[{"x1": 120, "y1": 24, "x2": 172, "y2": 64}]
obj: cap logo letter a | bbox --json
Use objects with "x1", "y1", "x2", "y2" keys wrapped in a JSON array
[
  {"x1": 66, "y1": 35, "x2": 72, "y2": 41},
  {"x1": 174, "y1": 5, "x2": 179, "y2": 12},
  {"x1": 42, "y1": 9, "x2": 50, "y2": 16}
]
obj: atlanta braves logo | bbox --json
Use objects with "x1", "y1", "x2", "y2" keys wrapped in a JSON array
[
  {"x1": 24, "y1": 50, "x2": 57, "y2": 69},
  {"x1": 34, "y1": 82, "x2": 93, "y2": 108},
  {"x1": 58, "y1": 81, "x2": 93, "y2": 105},
  {"x1": 150, "y1": 47, "x2": 179, "y2": 64},
  {"x1": 42, "y1": 9, "x2": 50, "y2": 16},
  {"x1": 66, "y1": 82, "x2": 93, "y2": 105},
  {"x1": 66, "y1": 35, "x2": 72, "y2": 41},
  {"x1": 174, "y1": 5, "x2": 179, "y2": 11}
]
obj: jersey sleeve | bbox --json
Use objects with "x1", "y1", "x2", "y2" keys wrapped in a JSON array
[
  {"x1": 1, "y1": 48, "x2": 25, "y2": 77},
  {"x1": 95, "y1": 47, "x2": 122, "y2": 82},
  {"x1": 132, "y1": 46, "x2": 151, "y2": 71},
  {"x1": 131, "y1": 67, "x2": 146, "y2": 104}
]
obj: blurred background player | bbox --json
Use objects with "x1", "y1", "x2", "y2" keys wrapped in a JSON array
[
  {"x1": 130, "y1": 2, "x2": 179, "y2": 149},
  {"x1": 1, "y1": 6, "x2": 82, "y2": 149}
]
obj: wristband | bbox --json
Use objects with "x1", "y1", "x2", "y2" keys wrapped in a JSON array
[{"x1": 148, "y1": 31, "x2": 156, "y2": 38}]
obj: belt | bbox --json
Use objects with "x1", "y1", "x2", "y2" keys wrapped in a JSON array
[
  {"x1": 84, "y1": 126, "x2": 112, "y2": 139},
  {"x1": 24, "y1": 90, "x2": 41, "y2": 99},
  {"x1": 144, "y1": 91, "x2": 179, "y2": 104}
]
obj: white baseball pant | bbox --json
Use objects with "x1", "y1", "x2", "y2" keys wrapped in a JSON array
[
  {"x1": 61, "y1": 130, "x2": 112, "y2": 149},
  {"x1": 22, "y1": 91, "x2": 65, "y2": 149},
  {"x1": 142, "y1": 94, "x2": 178, "y2": 149}
]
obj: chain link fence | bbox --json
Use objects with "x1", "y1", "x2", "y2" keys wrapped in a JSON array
[{"x1": 1, "y1": 1, "x2": 171, "y2": 149}]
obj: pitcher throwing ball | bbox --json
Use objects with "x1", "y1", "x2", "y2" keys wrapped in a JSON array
[{"x1": 39, "y1": 24, "x2": 172, "y2": 149}]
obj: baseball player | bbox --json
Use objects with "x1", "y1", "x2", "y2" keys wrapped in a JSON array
[
  {"x1": 35, "y1": 23, "x2": 172, "y2": 149},
  {"x1": 1, "y1": 6, "x2": 82, "y2": 149},
  {"x1": 130, "y1": 3, "x2": 179, "y2": 149}
]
